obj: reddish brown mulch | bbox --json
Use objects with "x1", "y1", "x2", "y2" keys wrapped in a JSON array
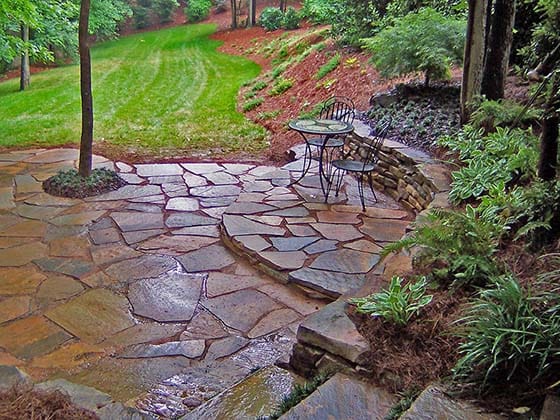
[
  {"x1": 0, "y1": 385, "x2": 99, "y2": 420},
  {"x1": 348, "y1": 288, "x2": 467, "y2": 394}
]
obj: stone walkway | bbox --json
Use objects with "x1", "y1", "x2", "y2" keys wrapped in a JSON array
[{"x1": 0, "y1": 147, "x2": 410, "y2": 418}]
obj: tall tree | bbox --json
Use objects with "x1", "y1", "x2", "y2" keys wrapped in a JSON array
[
  {"x1": 230, "y1": 0, "x2": 237, "y2": 28},
  {"x1": 20, "y1": 24, "x2": 30, "y2": 90},
  {"x1": 78, "y1": 0, "x2": 93, "y2": 178},
  {"x1": 279, "y1": 0, "x2": 287, "y2": 12},
  {"x1": 248, "y1": 0, "x2": 256, "y2": 27},
  {"x1": 481, "y1": 0, "x2": 516, "y2": 100},
  {"x1": 460, "y1": 0, "x2": 489, "y2": 123}
]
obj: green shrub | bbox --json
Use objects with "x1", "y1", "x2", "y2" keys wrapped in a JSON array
[
  {"x1": 301, "y1": 0, "x2": 336, "y2": 24},
  {"x1": 251, "y1": 80, "x2": 267, "y2": 92},
  {"x1": 453, "y1": 274, "x2": 560, "y2": 393},
  {"x1": 269, "y1": 78, "x2": 293, "y2": 96},
  {"x1": 242, "y1": 97, "x2": 264, "y2": 112},
  {"x1": 259, "y1": 7, "x2": 284, "y2": 31},
  {"x1": 350, "y1": 276, "x2": 433, "y2": 327},
  {"x1": 185, "y1": 0, "x2": 212, "y2": 22},
  {"x1": 315, "y1": 53, "x2": 340, "y2": 80},
  {"x1": 439, "y1": 127, "x2": 539, "y2": 203},
  {"x1": 383, "y1": 206, "x2": 506, "y2": 288},
  {"x1": 469, "y1": 99, "x2": 541, "y2": 132},
  {"x1": 132, "y1": 4, "x2": 152, "y2": 29},
  {"x1": 362, "y1": 8, "x2": 465, "y2": 86},
  {"x1": 282, "y1": 7, "x2": 300, "y2": 29},
  {"x1": 153, "y1": 0, "x2": 179, "y2": 23},
  {"x1": 256, "y1": 110, "x2": 281, "y2": 120}
]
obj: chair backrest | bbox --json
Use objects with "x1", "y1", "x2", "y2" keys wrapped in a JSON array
[
  {"x1": 320, "y1": 96, "x2": 355, "y2": 124},
  {"x1": 361, "y1": 116, "x2": 391, "y2": 169}
]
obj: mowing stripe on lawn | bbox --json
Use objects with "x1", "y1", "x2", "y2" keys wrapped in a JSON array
[{"x1": 0, "y1": 24, "x2": 266, "y2": 156}]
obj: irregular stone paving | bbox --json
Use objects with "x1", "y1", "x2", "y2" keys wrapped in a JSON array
[{"x1": 0, "y1": 148, "x2": 410, "y2": 418}]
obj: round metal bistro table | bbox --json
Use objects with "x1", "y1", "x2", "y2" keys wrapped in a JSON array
[{"x1": 288, "y1": 118, "x2": 354, "y2": 201}]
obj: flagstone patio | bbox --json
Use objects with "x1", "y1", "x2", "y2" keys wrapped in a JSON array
[{"x1": 0, "y1": 145, "x2": 419, "y2": 417}]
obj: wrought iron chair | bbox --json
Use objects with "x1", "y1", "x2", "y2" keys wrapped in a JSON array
[
  {"x1": 327, "y1": 116, "x2": 391, "y2": 211},
  {"x1": 291, "y1": 96, "x2": 356, "y2": 186}
]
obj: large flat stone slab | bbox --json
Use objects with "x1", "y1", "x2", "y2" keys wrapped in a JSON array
[
  {"x1": 0, "y1": 266, "x2": 46, "y2": 294},
  {"x1": 182, "y1": 366, "x2": 297, "y2": 420},
  {"x1": 222, "y1": 215, "x2": 285, "y2": 237},
  {"x1": 135, "y1": 163, "x2": 183, "y2": 177},
  {"x1": 310, "y1": 249, "x2": 380, "y2": 274},
  {"x1": 0, "y1": 296, "x2": 31, "y2": 323},
  {"x1": 0, "y1": 316, "x2": 72, "y2": 360},
  {"x1": 297, "y1": 300, "x2": 369, "y2": 364},
  {"x1": 138, "y1": 235, "x2": 217, "y2": 255},
  {"x1": 128, "y1": 272, "x2": 204, "y2": 322},
  {"x1": 401, "y1": 384, "x2": 505, "y2": 420},
  {"x1": 359, "y1": 218, "x2": 410, "y2": 243},
  {"x1": 203, "y1": 289, "x2": 282, "y2": 332},
  {"x1": 111, "y1": 212, "x2": 165, "y2": 232},
  {"x1": 289, "y1": 268, "x2": 366, "y2": 299},
  {"x1": 104, "y1": 254, "x2": 176, "y2": 283},
  {"x1": 189, "y1": 185, "x2": 241, "y2": 198},
  {"x1": 46, "y1": 289, "x2": 135, "y2": 344},
  {"x1": 257, "y1": 251, "x2": 307, "y2": 270},
  {"x1": 120, "y1": 340, "x2": 206, "y2": 359},
  {"x1": 0, "y1": 242, "x2": 48, "y2": 267},
  {"x1": 89, "y1": 185, "x2": 162, "y2": 201},
  {"x1": 281, "y1": 373, "x2": 395, "y2": 420},
  {"x1": 33, "y1": 257, "x2": 95, "y2": 279},
  {"x1": 165, "y1": 213, "x2": 218, "y2": 228},
  {"x1": 176, "y1": 244, "x2": 236, "y2": 272},
  {"x1": 36, "y1": 378, "x2": 113, "y2": 412},
  {"x1": 310, "y1": 223, "x2": 363, "y2": 242}
]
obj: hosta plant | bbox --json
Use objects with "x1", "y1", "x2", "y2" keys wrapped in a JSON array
[{"x1": 350, "y1": 276, "x2": 433, "y2": 327}]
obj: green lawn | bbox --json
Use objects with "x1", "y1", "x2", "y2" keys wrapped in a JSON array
[{"x1": 0, "y1": 24, "x2": 267, "y2": 157}]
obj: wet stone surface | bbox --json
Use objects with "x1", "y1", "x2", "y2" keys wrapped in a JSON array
[{"x1": 0, "y1": 147, "x2": 418, "y2": 418}]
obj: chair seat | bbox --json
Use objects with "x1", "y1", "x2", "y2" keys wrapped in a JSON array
[
  {"x1": 308, "y1": 136, "x2": 345, "y2": 148},
  {"x1": 332, "y1": 159, "x2": 374, "y2": 173}
]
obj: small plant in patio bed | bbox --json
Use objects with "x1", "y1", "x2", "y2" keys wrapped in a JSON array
[
  {"x1": 350, "y1": 276, "x2": 433, "y2": 327},
  {"x1": 43, "y1": 168, "x2": 126, "y2": 198}
]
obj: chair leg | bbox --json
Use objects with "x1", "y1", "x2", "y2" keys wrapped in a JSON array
[
  {"x1": 368, "y1": 173, "x2": 378, "y2": 203},
  {"x1": 357, "y1": 174, "x2": 366, "y2": 212},
  {"x1": 288, "y1": 142, "x2": 312, "y2": 186}
]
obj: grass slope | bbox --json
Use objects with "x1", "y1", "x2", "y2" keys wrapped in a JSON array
[{"x1": 0, "y1": 24, "x2": 266, "y2": 158}]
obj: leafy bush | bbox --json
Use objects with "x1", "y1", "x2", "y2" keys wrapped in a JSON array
[
  {"x1": 259, "y1": 7, "x2": 284, "y2": 31},
  {"x1": 153, "y1": 0, "x2": 179, "y2": 23},
  {"x1": 362, "y1": 8, "x2": 465, "y2": 86},
  {"x1": 315, "y1": 53, "x2": 340, "y2": 80},
  {"x1": 251, "y1": 80, "x2": 267, "y2": 92},
  {"x1": 185, "y1": 0, "x2": 212, "y2": 22},
  {"x1": 453, "y1": 275, "x2": 560, "y2": 393},
  {"x1": 439, "y1": 127, "x2": 539, "y2": 203},
  {"x1": 301, "y1": 0, "x2": 337, "y2": 24},
  {"x1": 269, "y1": 78, "x2": 293, "y2": 96},
  {"x1": 383, "y1": 206, "x2": 506, "y2": 288},
  {"x1": 132, "y1": 4, "x2": 152, "y2": 29},
  {"x1": 242, "y1": 97, "x2": 264, "y2": 112},
  {"x1": 350, "y1": 276, "x2": 433, "y2": 326},
  {"x1": 282, "y1": 7, "x2": 300, "y2": 29},
  {"x1": 469, "y1": 99, "x2": 541, "y2": 132}
]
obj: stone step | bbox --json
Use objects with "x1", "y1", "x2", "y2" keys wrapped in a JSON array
[
  {"x1": 180, "y1": 365, "x2": 299, "y2": 419},
  {"x1": 400, "y1": 384, "x2": 505, "y2": 420},
  {"x1": 279, "y1": 372, "x2": 395, "y2": 419}
]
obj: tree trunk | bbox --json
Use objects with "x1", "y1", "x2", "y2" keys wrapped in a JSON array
[
  {"x1": 460, "y1": 0, "x2": 489, "y2": 124},
  {"x1": 481, "y1": 0, "x2": 516, "y2": 100},
  {"x1": 279, "y1": 0, "x2": 286, "y2": 12},
  {"x1": 20, "y1": 24, "x2": 30, "y2": 91},
  {"x1": 230, "y1": 0, "x2": 237, "y2": 28},
  {"x1": 248, "y1": 0, "x2": 256, "y2": 27},
  {"x1": 78, "y1": 0, "x2": 93, "y2": 178},
  {"x1": 538, "y1": 73, "x2": 559, "y2": 181}
]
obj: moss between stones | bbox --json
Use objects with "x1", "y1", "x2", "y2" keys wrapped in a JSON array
[{"x1": 42, "y1": 168, "x2": 126, "y2": 199}]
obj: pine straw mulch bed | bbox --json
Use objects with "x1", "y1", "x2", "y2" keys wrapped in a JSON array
[
  {"x1": 0, "y1": 384, "x2": 98, "y2": 420},
  {"x1": 347, "y1": 288, "x2": 466, "y2": 395}
]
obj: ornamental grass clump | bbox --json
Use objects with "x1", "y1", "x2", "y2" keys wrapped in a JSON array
[
  {"x1": 350, "y1": 276, "x2": 433, "y2": 327},
  {"x1": 453, "y1": 273, "x2": 560, "y2": 395}
]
